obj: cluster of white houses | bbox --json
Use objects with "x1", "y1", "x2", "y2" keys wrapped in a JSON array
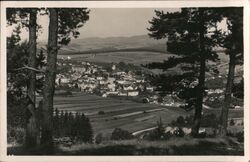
[
  {"x1": 55, "y1": 61, "x2": 153, "y2": 97},
  {"x1": 55, "y1": 60, "x2": 242, "y2": 110}
]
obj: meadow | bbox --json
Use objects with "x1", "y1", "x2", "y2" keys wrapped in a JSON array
[
  {"x1": 47, "y1": 93, "x2": 190, "y2": 135},
  {"x1": 58, "y1": 51, "x2": 172, "y2": 66},
  {"x1": 41, "y1": 92, "x2": 243, "y2": 136}
]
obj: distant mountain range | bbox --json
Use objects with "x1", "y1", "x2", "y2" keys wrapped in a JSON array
[
  {"x1": 37, "y1": 34, "x2": 242, "y2": 77},
  {"x1": 38, "y1": 35, "x2": 167, "y2": 55}
]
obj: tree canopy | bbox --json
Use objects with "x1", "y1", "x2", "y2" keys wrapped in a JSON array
[
  {"x1": 147, "y1": 8, "x2": 227, "y2": 135},
  {"x1": 7, "y1": 8, "x2": 91, "y2": 148}
]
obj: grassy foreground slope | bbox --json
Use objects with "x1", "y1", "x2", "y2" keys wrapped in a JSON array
[
  {"x1": 59, "y1": 137, "x2": 243, "y2": 155},
  {"x1": 8, "y1": 137, "x2": 243, "y2": 155}
]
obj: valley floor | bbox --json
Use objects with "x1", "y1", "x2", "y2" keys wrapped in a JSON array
[{"x1": 38, "y1": 92, "x2": 243, "y2": 136}]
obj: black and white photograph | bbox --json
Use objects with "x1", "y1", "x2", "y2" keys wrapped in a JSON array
[{"x1": 0, "y1": 1, "x2": 249, "y2": 161}]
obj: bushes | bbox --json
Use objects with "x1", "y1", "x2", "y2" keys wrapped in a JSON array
[
  {"x1": 7, "y1": 126, "x2": 25, "y2": 144},
  {"x1": 236, "y1": 132, "x2": 244, "y2": 142},
  {"x1": 7, "y1": 100, "x2": 93, "y2": 145},
  {"x1": 227, "y1": 131, "x2": 244, "y2": 143},
  {"x1": 175, "y1": 116, "x2": 185, "y2": 127},
  {"x1": 111, "y1": 128, "x2": 133, "y2": 140},
  {"x1": 171, "y1": 114, "x2": 219, "y2": 129},
  {"x1": 98, "y1": 111, "x2": 105, "y2": 115},
  {"x1": 7, "y1": 95, "x2": 26, "y2": 145},
  {"x1": 200, "y1": 113, "x2": 219, "y2": 128},
  {"x1": 173, "y1": 127, "x2": 185, "y2": 137},
  {"x1": 95, "y1": 133, "x2": 103, "y2": 144},
  {"x1": 7, "y1": 97, "x2": 93, "y2": 145},
  {"x1": 143, "y1": 130, "x2": 172, "y2": 141},
  {"x1": 143, "y1": 118, "x2": 174, "y2": 141},
  {"x1": 232, "y1": 79, "x2": 243, "y2": 99},
  {"x1": 229, "y1": 119, "x2": 235, "y2": 126},
  {"x1": 7, "y1": 94, "x2": 26, "y2": 128},
  {"x1": 205, "y1": 77, "x2": 225, "y2": 89},
  {"x1": 205, "y1": 97, "x2": 223, "y2": 108},
  {"x1": 171, "y1": 115, "x2": 192, "y2": 127},
  {"x1": 156, "y1": 118, "x2": 165, "y2": 134},
  {"x1": 169, "y1": 114, "x2": 219, "y2": 138}
]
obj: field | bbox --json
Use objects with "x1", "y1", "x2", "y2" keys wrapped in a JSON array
[
  {"x1": 57, "y1": 49, "x2": 241, "y2": 76},
  {"x1": 47, "y1": 92, "x2": 191, "y2": 135},
  {"x1": 38, "y1": 92, "x2": 243, "y2": 136},
  {"x1": 58, "y1": 51, "x2": 172, "y2": 66}
]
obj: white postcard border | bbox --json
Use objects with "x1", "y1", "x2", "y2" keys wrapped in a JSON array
[{"x1": 1, "y1": 1, "x2": 249, "y2": 161}]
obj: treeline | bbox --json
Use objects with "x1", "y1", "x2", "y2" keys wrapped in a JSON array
[
  {"x1": 53, "y1": 109, "x2": 93, "y2": 143},
  {"x1": 7, "y1": 106, "x2": 93, "y2": 144},
  {"x1": 59, "y1": 47, "x2": 167, "y2": 56}
]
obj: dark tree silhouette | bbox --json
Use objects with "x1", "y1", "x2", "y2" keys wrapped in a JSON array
[
  {"x1": 218, "y1": 8, "x2": 243, "y2": 136},
  {"x1": 26, "y1": 9, "x2": 39, "y2": 147},
  {"x1": 148, "y1": 8, "x2": 223, "y2": 136},
  {"x1": 40, "y1": 8, "x2": 89, "y2": 149},
  {"x1": 6, "y1": 8, "x2": 42, "y2": 147},
  {"x1": 40, "y1": 8, "x2": 58, "y2": 150}
]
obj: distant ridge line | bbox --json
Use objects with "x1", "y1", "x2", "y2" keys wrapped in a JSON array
[{"x1": 58, "y1": 48, "x2": 168, "y2": 55}]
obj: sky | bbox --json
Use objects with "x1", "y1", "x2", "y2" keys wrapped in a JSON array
[
  {"x1": 7, "y1": 8, "x2": 227, "y2": 42},
  {"x1": 79, "y1": 8, "x2": 180, "y2": 38},
  {"x1": 8, "y1": 8, "x2": 181, "y2": 41}
]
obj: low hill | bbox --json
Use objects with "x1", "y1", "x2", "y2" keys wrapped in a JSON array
[
  {"x1": 38, "y1": 35, "x2": 167, "y2": 55},
  {"x1": 38, "y1": 35, "x2": 243, "y2": 77}
]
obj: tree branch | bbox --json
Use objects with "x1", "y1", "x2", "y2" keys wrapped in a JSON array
[{"x1": 13, "y1": 65, "x2": 45, "y2": 74}]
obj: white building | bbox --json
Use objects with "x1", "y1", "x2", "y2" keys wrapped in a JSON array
[
  {"x1": 207, "y1": 89, "x2": 224, "y2": 94},
  {"x1": 116, "y1": 80, "x2": 126, "y2": 85},
  {"x1": 61, "y1": 78, "x2": 70, "y2": 84},
  {"x1": 127, "y1": 91, "x2": 139, "y2": 96},
  {"x1": 123, "y1": 85, "x2": 134, "y2": 91},
  {"x1": 146, "y1": 86, "x2": 154, "y2": 92},
  {"x1": 99, "y1": 80, "x2": 106, "y2": 85},
  {"x1": 96, "y1": 76, "x2": 104, "y2": 80},
  {"x1": 116, "y1": 71, "x2": 126, "y2": 76},
  {"x1": 112, "y1": 64, "x2": 116, "y2": 71},
  {"x1": 107, "y1": 83, "x2": 116, "y2": 91},
  {"x1": 136, "y1": 79, "x2": 145, "y2": 83},
  {"x1": 102, "y1": 93, "x2": 108, "y2": 98},
  {"x1": 118, "y1": 91, "x2": 127, "y2": 96},
  {"x1": 107, "y1": 91, "x2": 119, "y2": 95},
  {"x1": 72, "y1": 66, "x2": 86, "y2": 73},
  {"x1": 107, "y1": 77, "x2": 115, "y2": 84}
]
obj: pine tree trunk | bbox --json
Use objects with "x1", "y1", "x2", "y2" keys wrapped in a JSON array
[
  {"x1": 191, "y1": 9, "x2": 206, "y2": 136},
  {"x1": 219, "y1": 51, "x2": 236, "y2": 136},
  {"x1": 40, "y1": 8, "x2": 58, "y2": 151},
  {"x1": 218, "y1": 9, "x2": 243, "y2": 137},
  {"x1": 26, "y1": 9, "x2": 39, "y2": 147}
]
